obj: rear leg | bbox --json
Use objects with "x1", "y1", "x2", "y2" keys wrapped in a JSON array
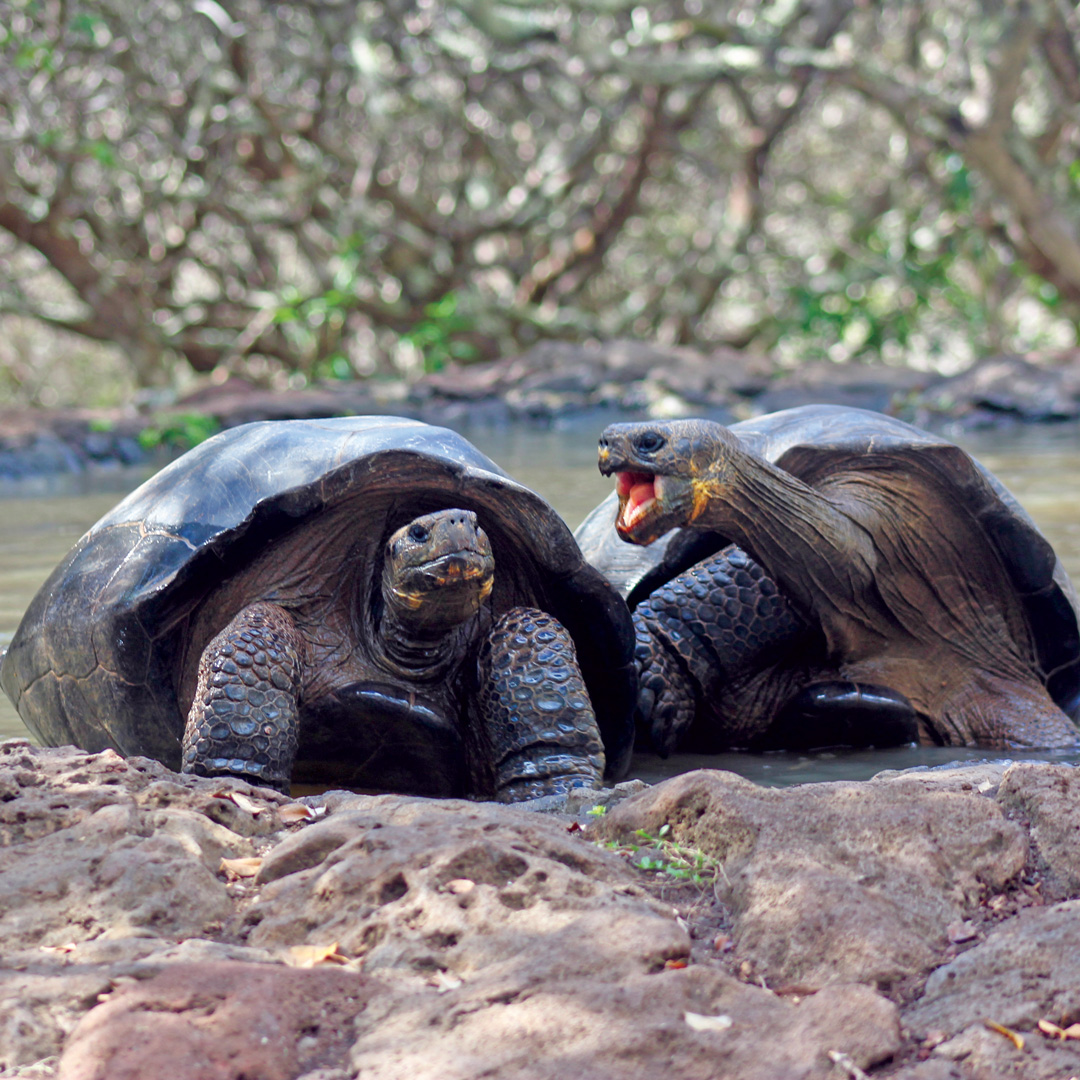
[
  {"x1": 475, "y1": 606, "x2": 605, "y2": 802},
  {"x1": 182, "y1": 601, "x2": 306, "y2": 793}
]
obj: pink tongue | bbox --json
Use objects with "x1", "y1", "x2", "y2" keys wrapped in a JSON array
[{"x1": 627, "y1": 480, "x2": 655, "y2": 514}]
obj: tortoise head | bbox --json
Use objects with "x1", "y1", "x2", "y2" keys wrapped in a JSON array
[
  {"x1": 383, "y1": 508, "x2": 495, "y2": 633},
  {"x1": 598, "y1": 419, "x2": 743, "y2": 544}
]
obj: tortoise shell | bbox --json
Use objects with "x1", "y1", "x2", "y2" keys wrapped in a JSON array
[
  {"x1": 2, "y1": 416, "x2": 637, "y2": 788},
  {"x1": 576, "y1": 404, "x2": 1080, "y2": 719}
]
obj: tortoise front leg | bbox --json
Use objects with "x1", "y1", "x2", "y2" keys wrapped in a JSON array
[
  {"x1": 475, "y1": 607, "x2": 605, "y2": 802},
  {"x1": 633, "y1": 545, "x2": 809, "y2": 753},
  {"x1": 182, "y1": 602, "x2": 306, "y2": 793}
]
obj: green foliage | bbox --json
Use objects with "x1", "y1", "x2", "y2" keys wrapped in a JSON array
[
  {"x1": 402, "y1": 293, "x2": 479, "y2": 373},
  {"x1": 1, "y1": 0, "x2": 1078, "y2": 399},
  {"x1": 272, "y1": 233, "x2": 369, "y2": 377},
  {"x1": 13, "y1": 39, "x2": 54, "y2": 71},
  {"x1": 137, "y1": 413, "x2": 220, "y2": 453},
  {"x1": 82, "y1": 140, "x2": 117, "y2": 167},
  {"x1": 69, "y1": 13, "x2": 110, "y2": 47},
  {"x1": 780, "y1": 151, "x2": 996, "y2": 362}
]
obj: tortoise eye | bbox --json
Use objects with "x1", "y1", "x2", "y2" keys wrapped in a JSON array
[
  {"x1": 634, "y1": 431, "x2": 665, "y2": 454},
  {"x1": 408, "y1": 523, "x2": 430, "y2": 543}
]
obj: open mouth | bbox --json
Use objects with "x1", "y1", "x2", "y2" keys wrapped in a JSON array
[{"x1": 615, "y1": 470, "x2": 661, "y2": 533}]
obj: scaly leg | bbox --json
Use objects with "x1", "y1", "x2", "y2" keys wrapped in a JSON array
[
  {"x1": 475, "y1": 606, "x2": 605, "y2": 802},
  {"x1": 633, "y1": 545, "x2": 810, "y2": 753},
  {"x1": 182, "y1": 602, "x2": 306, "y2": 793}
]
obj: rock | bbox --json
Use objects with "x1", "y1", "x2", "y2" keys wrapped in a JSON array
[
  {"x1": 593, "y1": 768, "x2": 1028, "y2": 991},
  {"x1": 905, "y1": 899, "x2": 1080, "y2": 1034},
  {"x1": 6, "y1": 742, "x2": 1080, "y2": 1078},
  {"x1": 346, "y1": 968, "x2": 900, "y2": 1080},
  {"x1": 918, "y1": 353, "x2": 1080, "y2": 423},
  {"x1": 2, "y1": 344, "x2": 1077, "y2": 482},
  {"x1": 55, "y1": 962, "x2": 373, "y2": 1080},
  {"x1": 996, "y1": 763, "x2": 1080, "y2": 899},
  {"x1": 240, "y1": 797, "x2": 692, "y2": 986},
  {"x1": 751, "y1": 361, "x2": 930, "y2": 415},
  {"x1": 904, "y1": 900, "x2": 1080, "y2": 1078}
]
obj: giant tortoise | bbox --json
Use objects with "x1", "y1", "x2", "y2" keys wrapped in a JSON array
[
  {"x1": 1, "y1": 416, "x2": 636, "y2": 801},
  {"x1": 577, "y1": 404, "x2": 1080, "y2": 754}
]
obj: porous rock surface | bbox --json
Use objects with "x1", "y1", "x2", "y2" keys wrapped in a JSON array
[{"x1": 1, "y1": 739, "x2": 1079, "y2": 1079}]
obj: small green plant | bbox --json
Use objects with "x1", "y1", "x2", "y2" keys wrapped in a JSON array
[
  {"x1": 273, "y1": 233, "x2": 367, "y2": 377},
  {"x1": 604, "y1": 824, "x2": 719, "y2": 884},
  {"x1": 402, "y1": 292, "x2": 478, "y2": 373},
  {"x1": 137, "y1": 412, "x2": 220, "y2": 452},
  {"x1": 586, "y1": 804, "x2": 607, "y2": 816}
]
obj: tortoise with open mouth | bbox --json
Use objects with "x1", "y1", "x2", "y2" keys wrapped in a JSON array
[
  {"x1": 1, "y1": 416, "x2": 636, "y2": 801},
  {"x1": 579, "y1": 404, "x2": 1080, "y2": 753}
]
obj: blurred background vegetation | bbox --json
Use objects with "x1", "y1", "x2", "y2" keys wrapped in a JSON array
[{"x1": 0, "y1": 0, "x2": 1078, "y2": 408}]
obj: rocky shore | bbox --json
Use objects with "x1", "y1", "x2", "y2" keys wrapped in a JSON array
[
  {"x1": 2, "y1": 740, "x2": 1080, "y2": 1079},
  {"x1": 3, "y1": 343, "x2": 1080, "y2": 483}
]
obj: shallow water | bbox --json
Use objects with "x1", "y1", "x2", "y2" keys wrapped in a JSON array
[{"x1": 1, "y1": 417, "x2": 1079, "y2": 787}]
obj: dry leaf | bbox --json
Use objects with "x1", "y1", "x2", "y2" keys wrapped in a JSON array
[
  {"x1": 827, "y1": 1050, "x2": 872, "y2": 1080},
  {"x1": 984, "y1": 1020, "x2": 1025, "y2": 1050},
  {"x1": 223, "y1": 791, "x2": 266, "y2": 816},
  {"x1": 1038, "y1": 1019, "x2": 1080, "y2": 1040},
  {"x1": 279, "y1": 802, "x2": 319, "y2": 824},
  {"x1": 219, "y1": 856, "x2": 262, "y2": 880},
  {"x1": 713, "y1": 933, "x2": 732, "y2": 951},
  {"x1": 428, "y1": 971, "x2": 463, "y2": 992},
  {"x1": 665, "y1": 958, "x2": 689, "y2": 969},
  {"x1": 684, "y1": 1011, "x2": 732, "y2": 1033},
  {"x1": 445, "y1": 878, "x2": 475, "y2": 894},
  {"x1": 40, "y1": 942, "x2": 77, "y2": 954},
  {"x1": 288, "y1": 943, "x2": 347, "y2": 967}
]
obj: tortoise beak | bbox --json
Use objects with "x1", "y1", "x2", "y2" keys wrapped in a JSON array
[{"x1": 598, "y1": 429, "x2": 672, "y2": 545}]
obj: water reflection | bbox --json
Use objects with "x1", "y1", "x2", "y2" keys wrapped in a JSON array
[{"x1": 1, "y1": 418, "x2": 1079, "y2": 787}]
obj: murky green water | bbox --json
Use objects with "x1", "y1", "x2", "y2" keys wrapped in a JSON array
[{"x1": 1, "y1": 417, "x2": 1079, "y2": 787}]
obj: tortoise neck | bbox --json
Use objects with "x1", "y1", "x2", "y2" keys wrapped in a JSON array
[
  {"x1": 377, "y1": 583, "x2": 476, "y2": 678},
  {"x1": 695, "y1": 450, "x2": 873, "y2": 618}
]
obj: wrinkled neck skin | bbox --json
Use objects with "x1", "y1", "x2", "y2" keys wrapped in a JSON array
[
  {"x1": 378, "y1": 570, "x2": 485, "y2": 680},
  {"x1": 694, "y1": 451, "x2": 878, "y2": 635}
]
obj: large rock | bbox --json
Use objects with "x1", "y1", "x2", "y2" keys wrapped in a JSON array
[
  {"x1": 918, "y1": 354, "x2": 1080, "y2": 423},
  {"x1": 997, "y1": 763, "x2": 1080, "y2": 899},
  {"x1": 241, "y1": 796, "x2": 691, "y2": 984},
  {"x1": 55, "y1": 962, "x2": 374, "y2": 1080},
  {"x1": 346, "y1": 969, "x2": 899, "y2": 1080},
  {"x1": 903, "y1": 900, "x2": 1080, "y2": 1079},
  {"x1": 593, "y1": 768, "x2": 1028, "y2": 991},
  {"x1": 6, "y1": 742, "x2": 1080, "y2": 1080}
]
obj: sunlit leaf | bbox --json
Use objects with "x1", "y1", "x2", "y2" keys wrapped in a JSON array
[
  {"x1": 220, "y1": 856, "x2": 262, "y2": 879},
  {"x1": 288, "y1": 943, "x2": 348, "y2": 967},
  {"x1": 984, "y1": 1020, "x2": 1025, "y2": 1050},
  {"x1": 279, "y1": 802, "x2": 321, "y2": 824},
  {"x1": 684, "y1": 1011, "x2": 732, "y2": 1032}
]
